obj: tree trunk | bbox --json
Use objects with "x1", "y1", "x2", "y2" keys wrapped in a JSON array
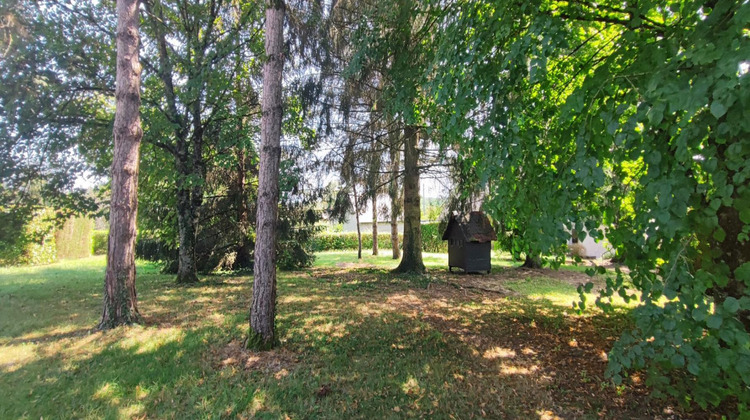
[
  {"x1": 389, "y1": 136, "x2": 401, "y2": 260},
  {"x1": 372, "y1": 194, "x2": 378, "y2": 256},
  {"x1": 522, "y1": 254, "x2": 542, "y2": 269},
  {"x1": 231, "y1": 13, "x2": 253, "y2": 271},
  {"x1": 234, "y1": 148, "x2": 253, "y2": 269},
  {"x1": 395, "y1": 125, "x2": 424, "y2": 273},
  {"x1": 175, "y1": 184, "x2": 199, "y2": 283},
  {"x1": 99, "y1": 0, "x2": 142, "y2": 330},
  {"x1": 367, "y1": 126, "x2": 381, "y2": 256},
  {"x1": 248, "y1": 0, "x2": 285, "y2": 350},
  {"x1": 353, "y1": 183, "x2": 362, "y2": 260}
]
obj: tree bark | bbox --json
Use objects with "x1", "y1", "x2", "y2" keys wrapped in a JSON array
[
  {"x1": 372, "y1": 194, "x2": 378, "y2": 256},
  {"x1": 175, "y1": 183, "x2": 199, "y2": 283},
  {"x1": 249, "y1": 0, "x2": 285, "y2": 350},
  {"x1": 522, "y1": 254, "x2": 542, "y2": 269},
  {"x1": 395, "y1": 125, "x2": 424, "y2": 273},
  {"x1": 353, "y1": 183, "x2": 362, "y2": 260},
  {"x1": 234, "y1": 148, "x2": 253, "y2": 269},
  {"x1": 389, "y1": 134, "x2": 401, "y2": 260},
  {"x1": 99, "y1": 0, "x2": 142, "y2": 330}
]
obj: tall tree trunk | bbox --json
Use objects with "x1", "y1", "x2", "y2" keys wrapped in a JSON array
[
  {"x1": 248, "y1": 0, "x2": 285, "y2": 350},
  {"x1": 368, "y1": 126, "x2": 381, "y2": 256},
  {"x1": 389, "y1": 135, "x2": 401, "y2": 259},
  {"x1": 372, "y1": 194, "x2": 378, "y2": 256},
  {"x1": 353, "y1": 183, "x2": 362, "y2": 260},
  {"x1": 234, "y1": 148, "x2": 253, "y2": 269},
  {"x1": 99, "y1": 0, "x2": 142, "y2": 330},
  {"x1": 175, "y1": 183, "x2": 199, "y2": 283},
  {"x1": 231, "y1": 8, "x2": 253, "y2": 271},
  {"x1": 395, "y1": 125, "x2": 424, "y2": 273}
]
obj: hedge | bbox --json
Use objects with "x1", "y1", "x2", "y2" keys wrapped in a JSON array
[
  {"x1": 311, "y1": 223, "x2": 447, "y2": 253},
  {"x1": 55, "y1": 216, "x2": 94, "y2": 260},
  {"x1": 92, "y1": 230, "x2": 108, "y2": 255},
  {"x1": 0, "y1": 208, "x2": 57, "y2": 266}
]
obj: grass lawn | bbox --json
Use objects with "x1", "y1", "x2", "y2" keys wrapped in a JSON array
[{"x1": 0, "y1": 252, "x2": 709, "y2": 419}]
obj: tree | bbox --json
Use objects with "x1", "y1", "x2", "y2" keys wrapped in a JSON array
[
  {"x1": 99, "y1": 0, "x2": 142, "y2": 329},
  {"x1": 248, "y1": 0, "x2": 285, "y2": 350},
  {"x1": 427, "y1": 0, "x2": 750, "y2": 411},
  {"x1": 394, "y1": 124, "x2": 424, "y2": 272},
  {"x1": 1, "y1": 2, "x2": 109, "y2": 260},
  {"x1": 346, "y1": 0, "x2": 441, "y2": 273},
  {"x1": 139, "y1": 0, "x2": 265, "y2": 284},
  {"x1": 368, "y1": 129, "x2": 382, "y2": 256}
]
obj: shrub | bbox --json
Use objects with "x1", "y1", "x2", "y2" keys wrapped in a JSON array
[
  {"x1": 421, "y1": 222, "x2": 446, "y2": 253},
  {"x1": 0, "y1": 208, "x2": 57, "y2": 266},
  {"x1": 91, "y1": 230, "x2": 108, "y2": 255},
  {"x1": 135, "y1": 236, "x2": 177, "y2": 262},
  {"x1": 310, "y1": 232, "x2": 397, "y2": 251},
  {"x1": 54, "y1": 216, "x2": 94, "y2": 260},
  {"x1": 311, "y1": 223, "x2": 447, "y2": 253}
]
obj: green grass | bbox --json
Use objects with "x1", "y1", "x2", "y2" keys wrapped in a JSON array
[
  {"x1": 313, "y1": 250, "x2": 518, "y2": 271},
  {"x1": 0, "y1": 252, "x2": 698, "y2": 418}
]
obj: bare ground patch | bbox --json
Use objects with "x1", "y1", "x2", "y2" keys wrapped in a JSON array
[
  {"x1": 211, "y1": 339, "x2": 299, "y2": 378},
  {"x1": 433, "y1": 265, "x2": 609, "y2": 294}
]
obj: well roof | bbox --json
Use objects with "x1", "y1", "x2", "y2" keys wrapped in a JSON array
[{"x1": 441, "y1": 211, "x2": 497, "y2": 243}]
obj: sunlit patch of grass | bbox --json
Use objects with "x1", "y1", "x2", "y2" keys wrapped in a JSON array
[
  {"x1": 118, "y1": 326, "x2": 183, "y2": 354},
  {"x1": 93, "y1": 382, "x2": 120, "y2": 403},
  {"x1": 314, "y1": 250, "x2": 518, "y2": 272},
  {"x1": 0, "y1": 342, "x2": 36, "y2": 372},
  {"x1": 504, "y1": 277, "x2": 588, "y2": 308},
  {"x1": 500, "y1": 362, "x2": 540, "y2": 375},
  {"x1": 483, "y1": 346, "x2": 517, "y2": 360}
]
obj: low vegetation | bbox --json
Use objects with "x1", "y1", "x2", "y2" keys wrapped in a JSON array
[
  {"x1": 0, "y1": 252, "x2": 720, "y2": 418},
  {"x1": 312, "y1": 223, "x2": 446, "y2": 253}
]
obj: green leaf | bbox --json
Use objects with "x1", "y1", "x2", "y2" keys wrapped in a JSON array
[
  {"x1": 710, "y1": 101, "x2": 727, "y2": 119},
  {"x1": 692, "y1": 308, "x2": 707, "y2": 321},
  {"x1": 706, "y1": 314, "x2": 723, "y2": 329},
  {"x1": 740, "y1": 209, "x2": 750, "y2": 224},
  {"x1": 713, "y1": 227, "x2": 726, "y2": 242},
  {"x1": 670, "y1": 353, "x2": 685, "y2": 368},
  {"x1": 736, "y1": 262, "x2": 750, "y2": 283},
  {"x1": 723, "y1": 297, "x2": 740, "y2": 314},
  {"x1": 687, "y1": 362, "x2": 700, "y2": 375}
]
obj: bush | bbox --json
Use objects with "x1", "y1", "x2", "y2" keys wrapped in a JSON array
[
  {"x1": 54, "y1": 216, "x2": 94, "y2": 260},
  {"x1": 311, "y1": 223, "x2": 447, "y2": 253},
  {"x1": 135, "y1": 236, "x2": 178, "y2": 262},
  {"x1": 311, "y1": 232, "x2": 397, "y2": 251},
  {"x1": 421, "y1": 222, "x2": 446, "y2": 253},
  {"x1": 0, "y1": 208, "x2": 57, "y2": 266},
  {"x1": 91, "y1": 230, "x2": 108, "y2": 255}
]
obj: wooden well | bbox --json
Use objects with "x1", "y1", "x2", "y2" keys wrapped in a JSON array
[{"x1": 442, "y1": 212, "x2": 497, "y2": 274}]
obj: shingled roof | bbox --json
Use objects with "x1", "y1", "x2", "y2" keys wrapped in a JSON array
[{"x1": 441, "y1": 211, "x2": 497, "y2": 243}]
